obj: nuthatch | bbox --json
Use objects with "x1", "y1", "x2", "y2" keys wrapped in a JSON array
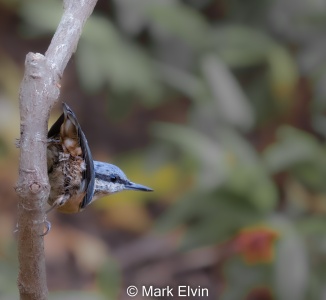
[{"x1": 46, "y1": 103, "x2": 152, "y2": 215}]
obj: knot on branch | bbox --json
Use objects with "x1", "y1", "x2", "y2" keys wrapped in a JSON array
[
  {"x1": 23, "y1": 52, "x2": 61, "y2": 100},
  {"x1": 26, "y1": 52, "x2": 45, "y2": 79},
  {"x1": 30, "y1": 182, "x2": 41, "y2": 194}
]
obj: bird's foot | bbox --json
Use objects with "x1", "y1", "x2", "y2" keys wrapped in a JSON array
[
  {"x1": 40, "y1": 219, "x2": 51, "y2": 236},
  {"x1": 13, "y1": 218, "x2": 52, "y2": 236}
]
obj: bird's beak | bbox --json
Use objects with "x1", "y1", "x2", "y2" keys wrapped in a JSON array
[{"x1": 125, "y1": 181, "x2": 153, "y2": 192}]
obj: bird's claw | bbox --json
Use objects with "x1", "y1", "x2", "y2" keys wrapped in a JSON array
[
  {"x1": 40, "y1": 220, "x2": 51, "y2": 236},
  {"x1": 13, "y1": 219, "x2": 52, "y2": 236}
]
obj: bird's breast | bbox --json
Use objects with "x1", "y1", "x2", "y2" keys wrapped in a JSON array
[
  {"x1": 47, "y1": 143, "x2": 87, "y2": 212},
  {"x1": 56, "y1": 192, "x2": 86, "y2": 214}
]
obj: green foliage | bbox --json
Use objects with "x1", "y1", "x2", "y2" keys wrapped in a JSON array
[
  {"x1": 201, "y1": 54, "x2": 254, "y2": 131},
  {"x1": 49, "y1": 292, "x2": 106, "y2": 300},
  {"x1": 221, "y1": 258, "x2": 273, "y2": 300},
  {"x1": 96, "y1": 257, "x2": 122, "y2": 300},
  {"x1": 0, "y1": 243, "x2": 19, "y2": 299},
  {"x1": 19, "y1": 0, "x2": 62, "y2": 36},
  {"x1": 152, "y1": 123, "x2": 230, "y2": 190},
  {"x1": 272, "y1": 216, "x2": 309, "y2": 300},
  {"x1": 263, "y1": 126, "x2": 320, "y2": 174},
  {"x1": 0, "y1": 261, "x2": 19, "y2": 298},
  {"x1": 78, "y1": 16, "x2": 163, "y2": 104},
  {"x1": 145, "y1": 2, "x2": 210, "y2": 50},
  {"x1": 212, "y1": 25, "x2": 274, "y2": 68},
  {"x1": 10, "y1": 0, "x2": 326, "y2": 298},
  {"x1": 153, "y1": 123, "x2": 277, "y2": 249},
  {"x1": 264, "y1": 127, "x2": 326, "y2": 192}
]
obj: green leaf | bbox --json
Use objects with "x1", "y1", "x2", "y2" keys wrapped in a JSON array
[
  {"x1": 146, "y1": 3, "x2": 210, "y2": 50},
  {"x1": 267, "y1": 45, "x2": 298, "y2": 105},
  {"x1": 180, "y1": 192, "x2": 263, "y2": 249},
  {"x1": 217, "y1": 128, "x2": 277, "y2": 212},
  {"x1": 156, "y1": 62, "x2": 208, "y2": 102},
  {"x1": 264, "y1": 127, "x2": 326, "y2": 191},
  {"x1": 212, "y1": 25, "x2": 274, "y2": 68},
  {"x1": 156, "y1": 187, "x2": 264, "y2": 248},
  {"x1": 76, "y1": 40, "x2": 106, "y2": 93},
  {"x1": 291, "y1": 150, "x2": 326, "y2": 192},
  {"x1": 113, "y1": 0, "x2": 150, "y2": 35},
  {"x1": 201, "y1": 54, "x2": 254, "y2": 131},
  {"x1": 298, "y1": 217, "x2": 326, "y2": 235},
  {"x1": 221, "y1": 258, "x2": 273, "y2": 300},
  {"x1": 271, "y1": 216, "x2": 309, "y2": 300},
  {"x1": 263, "y1": 126, "x2": 320, "y2": 174},
  {"x1": 154, "y1": 191, "x2": 204, "y2": 233},
  {"x1": 226, "y1": 164, "x2": 277, "y2": 212},
  {"x1": 77, "y1": 16, "x2": 163, "y2": 103},
  {"x1": 151, "y1": 123, "x2": 230, "y2": 190},
  {"x1": 97, "y1": 257, "x2": 122, "y2": 300},
  {"x1": 19, "y1": 0, "x2": 62, "y2": 36}
]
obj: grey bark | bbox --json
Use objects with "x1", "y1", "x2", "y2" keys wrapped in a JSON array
[{"x1": 16, "y1": 1, "x2": 98, "y2": 299}]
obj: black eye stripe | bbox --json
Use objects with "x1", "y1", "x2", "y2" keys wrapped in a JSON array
[{"x1": 96, "y1": 173, "x2": 124, "y2": 184}]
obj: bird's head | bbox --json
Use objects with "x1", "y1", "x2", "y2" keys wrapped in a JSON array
[{"x1": 93, "y1": 161, "x2": 153, "y2": 197}]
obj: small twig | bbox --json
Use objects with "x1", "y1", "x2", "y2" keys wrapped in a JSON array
[{"x1": 16, "y1": 1, "x2": 98, "y2": 299}]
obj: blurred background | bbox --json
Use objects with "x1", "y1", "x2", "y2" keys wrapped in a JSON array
[{"x1": 1, "y1": 0, "x2": 326, "y2": 299}]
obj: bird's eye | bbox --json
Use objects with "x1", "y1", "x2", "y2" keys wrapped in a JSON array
[{"x1": 110, "y1": 175, "x2": 117, "y2": 182}]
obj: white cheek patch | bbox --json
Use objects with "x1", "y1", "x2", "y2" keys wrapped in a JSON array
[{"x1": 107, "y1": 182, "x2": 124, "y2": 194}]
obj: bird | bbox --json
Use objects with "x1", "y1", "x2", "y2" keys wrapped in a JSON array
[{"x1": 46, "y1": 103, "x2": 153, "y2": 216}]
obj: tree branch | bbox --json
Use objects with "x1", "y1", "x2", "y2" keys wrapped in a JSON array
[{"x1": 16, "y1": 1, "x2": 98, "y2": 299}]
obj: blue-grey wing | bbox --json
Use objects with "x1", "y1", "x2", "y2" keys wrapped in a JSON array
[{"x1": 77, "y1": 124, "x2": 95, "y2": 209}]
